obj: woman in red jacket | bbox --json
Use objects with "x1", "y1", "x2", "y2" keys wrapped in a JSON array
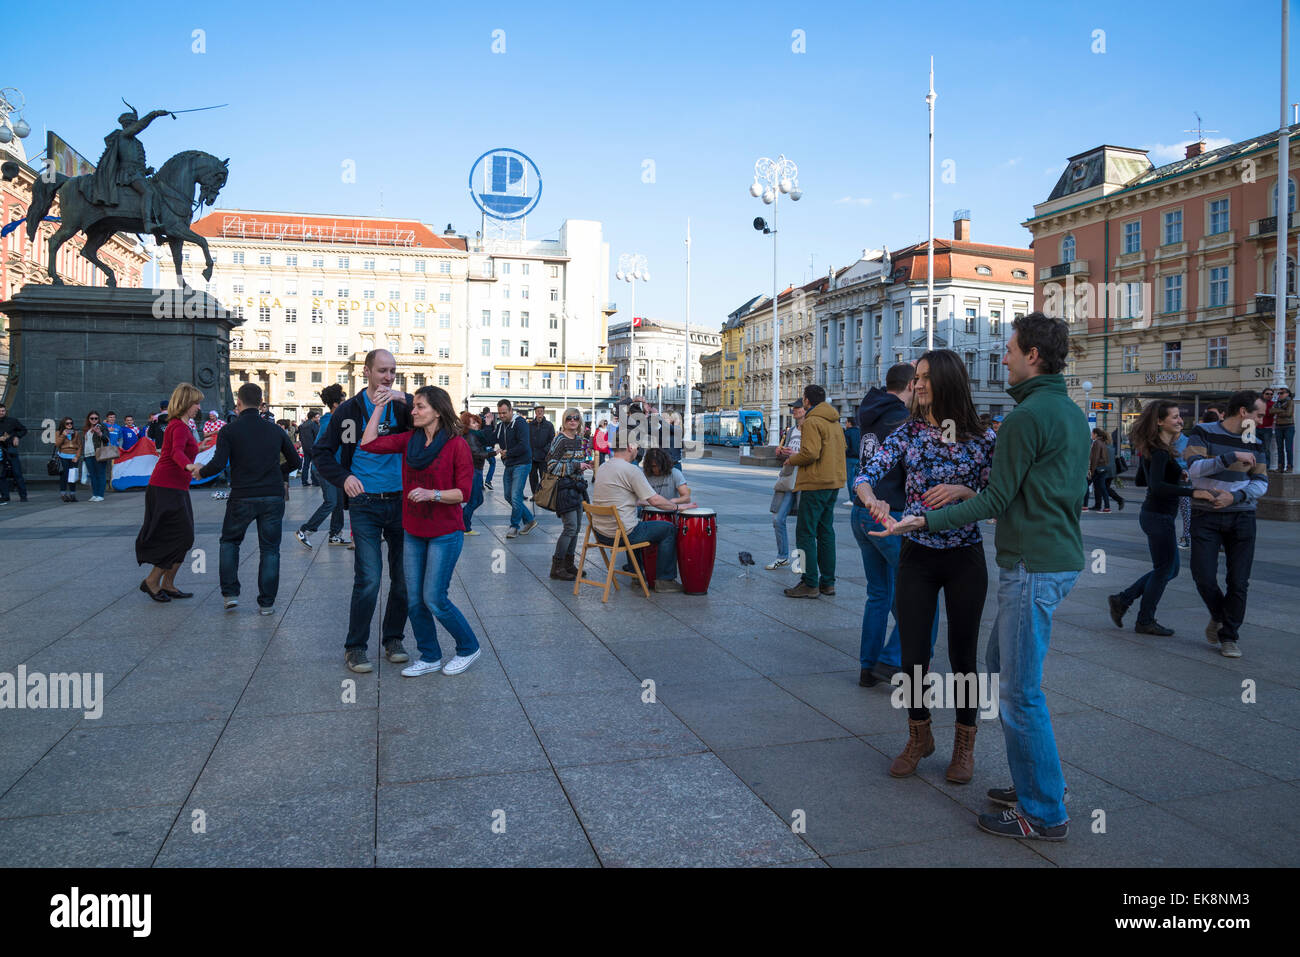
[
  {"x1": 135, "y1": 382, "x2": 203, "y2": 601},
  {"x1": 360, "y1": 384, "x2": 479, "y2": 677}
]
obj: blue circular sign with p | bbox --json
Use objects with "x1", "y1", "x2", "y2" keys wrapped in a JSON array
[{"x1": 469, "y1": 148, "x2": 542, "y2": 221}]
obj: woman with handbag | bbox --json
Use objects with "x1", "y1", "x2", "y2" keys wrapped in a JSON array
[
  {"x1": 54, "y1": 417, "x2": 81, "y2": 502},
  {"x1": 81, "y1": 411, "x2": 111, "y2": 502},
  {"x1": 544, "y1": 407, "x2": 592, "y2": 581},
  {"x1": 135, "y1": 383, "x2": 204, "y2": 602},
  {"x1": 359, "y1": 385, "x2": 479, "y2": 677}
]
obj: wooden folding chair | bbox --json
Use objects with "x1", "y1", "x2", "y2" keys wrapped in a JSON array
[{"x1": 574, "y1": 503, "x2": 651, "y2": 602}]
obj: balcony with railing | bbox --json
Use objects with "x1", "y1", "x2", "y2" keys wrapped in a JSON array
[{"x1": 1039, "y1": 260, "x2": 1089, "y2": 282}]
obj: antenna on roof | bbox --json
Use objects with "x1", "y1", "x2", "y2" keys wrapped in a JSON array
[{"x1": 1183, "y1": 111, "x2": 1219, "y2": 142}]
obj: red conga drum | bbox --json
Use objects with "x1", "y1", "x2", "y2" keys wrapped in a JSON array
[
  {"x1": 676, "y1": 507, "x2": 717, "y2": 595},
  {"x1": 638, "y1": 506, "x2": 679, "y2": 589}
]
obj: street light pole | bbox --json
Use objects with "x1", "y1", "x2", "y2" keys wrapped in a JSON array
[
  {"x1": 751, "y1": 155, "x2": 802, "y2": 443},
  {"x1": 926, "y1": 58, "x2": 937, "y2": 351},
  {"x1": 616, "y1": 253, "x2": 649, "y2": 399},
  {"x1": 1275, "y1": 0, "x2": 1291, "y2": 392}
]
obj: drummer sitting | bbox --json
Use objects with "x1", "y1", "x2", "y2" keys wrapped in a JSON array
[
  {"x1": 641, "y1": 448, "x2": 691, "y2": 505},
  {"x1": 591, "y1": 440, "x2": 695, "y2": 593}
]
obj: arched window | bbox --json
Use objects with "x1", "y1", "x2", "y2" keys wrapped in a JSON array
[
  {"x1": 975, "y1": 264, "x2": 992, "y2": 276},
  {"x1": 1012, "y1": 269, "x2": 1028, "y2": 279},
  {"x1": 1060, "y1": 235, "x2": 1076, "y2": 264},
  {"x1": 1267, "y1": 257, "x2": 1297, "y2": 295},
  {"x1": 1272, "y1": 178, "x2": 1298, "y2": 217}
]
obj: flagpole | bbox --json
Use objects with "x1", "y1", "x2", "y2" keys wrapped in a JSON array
[
  {"x1": 926, "y1": 56, "x2": 936, "y2": 351},
  {"x1": 685, "y1": 218, "x2": 692, "y2": 442}
]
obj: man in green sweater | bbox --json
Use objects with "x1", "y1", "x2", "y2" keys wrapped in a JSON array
[{"x1": 874, "y1": 312, "x2": 1088, "y2": 840}]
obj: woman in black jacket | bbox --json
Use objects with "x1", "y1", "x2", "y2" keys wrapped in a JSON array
[
  {"x1": 544, "y1": 407, "x2": 591, "y2": 580},
  {"x1": 1108, "y1": 401, "x2": 1216, "y2": 635}
]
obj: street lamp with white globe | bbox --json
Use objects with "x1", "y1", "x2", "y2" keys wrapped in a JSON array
[
  {"x1": 750, "y1": 154, "x2": 802, "y2": 442},
  {"x1": 617, "y1": 253, "x2": 649, "y2": 398}
]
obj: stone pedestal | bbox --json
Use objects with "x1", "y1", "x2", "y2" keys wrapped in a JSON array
[
  {"x1": 1259, "y1": 470, "x2": 1300, "y2": 521},
  {"x1": 736, "y1": 445, "x2": 782, "y2": 468},
  {"x1": 0, "y1": 285, "x2": 238, "y2": 483}
]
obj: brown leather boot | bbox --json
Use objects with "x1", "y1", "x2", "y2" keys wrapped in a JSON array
[
  {"x1": 550, "y1": 557, "x2": 576, "y2": 581},
  {"x1": 888, "y1": 717, "x2": 935, "y2": 778},
  {"x1": 946, "y1": 722, "x2": 977, "y2": 784},
  {"x1": 565, "y1": 555, "x2": 579, "y2": 576}
]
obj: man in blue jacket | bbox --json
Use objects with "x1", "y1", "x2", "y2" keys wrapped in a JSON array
[
  {"x1": 496, "y1": 399, "x2": 538, "y2": 538},
  {"x1": 313, "y1": 350, "x2": 414, "y2": 674}
]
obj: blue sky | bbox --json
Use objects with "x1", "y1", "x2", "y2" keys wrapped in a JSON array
[{"x1": 7, "y1": 0, "x2": 1296, "y2": 328}]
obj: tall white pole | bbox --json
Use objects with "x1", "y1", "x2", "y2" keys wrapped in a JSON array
[
  {"x1": 629, "y1": 279, "x2": 636, "y2": 398},
  {"x1": 1276, "y1": 0, "x2": 1292, "y2": 391},
  {"x1": 926, "y1": 56, "x2": 937, "y2": 351},
  {"x1": 772, "y1": 189, "x2": 780, "y2": 444},
  {"x1": 591, "y1": 294, "x2": 597, "y2": 426},
  {"x1": 685, "y1": 218, "x2": 692, "y2": 441}
]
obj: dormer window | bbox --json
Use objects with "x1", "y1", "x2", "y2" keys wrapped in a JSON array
[
  {"x1": 1012, "y1": 269, "x2": 1028, "y2": 279},
  {"x1": 975, "y1": 265, "x2": 992, "y2": 276},
  {"x1": 1071, "y1": 162, "x2": 1088, "y2": 182}
]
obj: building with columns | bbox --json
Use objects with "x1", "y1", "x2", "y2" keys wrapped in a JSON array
[
  {"x1": 1025, "y1": 128, "x2": 1300, "y2": 437},
  {"x1": 157, "y1": 209, "x2": 469, "y2": 421},
  {"x1": 608, "y1": 317, "x2": 720, "y2": 412},
  {"x1": 814, "y1": 214, "x2": 1033, "y2": 420}
]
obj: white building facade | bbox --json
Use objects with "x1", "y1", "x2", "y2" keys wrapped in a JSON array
[{"x1": 607, "y1": 318, "x2": 722, "y2": 410}]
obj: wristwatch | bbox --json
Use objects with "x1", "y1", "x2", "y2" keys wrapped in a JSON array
[{"x1": 433, "y1": 489, "x2": 442, "y2": 503}]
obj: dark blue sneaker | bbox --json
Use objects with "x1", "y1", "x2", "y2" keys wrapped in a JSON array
[{"x1": 978, "y1": 807, "x2": 1068, "y2": 841}]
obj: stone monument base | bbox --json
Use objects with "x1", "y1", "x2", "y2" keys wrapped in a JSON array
[
  {"x1": 0, "y1": 285, "x2": 237, "y2": 483},
  {"x1": 1259, "y1": 470, "x2": 1300, "y2": 521}
]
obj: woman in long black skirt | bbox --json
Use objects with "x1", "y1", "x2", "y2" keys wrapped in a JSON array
[{"x1": 136, "y1": 383, "x2": 204, "y2": 602}]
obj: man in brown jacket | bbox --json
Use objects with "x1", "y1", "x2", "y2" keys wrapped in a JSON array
[{"x1": 783, "y1": 384, "x2": 846, "y2": 597}]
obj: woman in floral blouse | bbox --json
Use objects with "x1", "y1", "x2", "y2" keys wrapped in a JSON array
[{"x1": 854, "y1": 349, "x2": 996, "y2": 786}]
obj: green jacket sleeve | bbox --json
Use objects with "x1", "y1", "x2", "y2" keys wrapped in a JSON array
[{"x1": 926, "y1": 412, "x2": 1037, "y2": 531}]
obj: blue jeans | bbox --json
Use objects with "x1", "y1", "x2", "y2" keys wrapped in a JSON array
[
  {"x1": 849, "y1": 504, "x2": 936, "y2": 669},
  {"x1": 85, "y1": 456, "x2": 108, "y2": 497},
  {"x1": 302, "y1": 468, "x2": 343, "y2": 536},
  {"x1": 1118, "y1": 509, "x2": 1179, "y2": 625},
  {"x1": 601, "y1": 520, "x2": 677, "y2": 581},
  {"x1": 219, "y1": 495, "x2": 286, "y2": 607},
  {"x1": 1257, "y1": 428, "x2": 1273, "y2": 470},
  {"x1": 845, "y1": 459, "x2": 859, "y2": 501},
  {"x1": 1279, "y1": 425, "x2": 1295, "y2": 471},
  {"x1": 485, "y1": 455, "x2": 497, "y2": 484},
  {"x1": 773, "y1": 491, "x2": 795, "y2": 560},
  {"x1": 504, "y1": 462, "x2": 534, "y2": 529},
  {"x1": 346, "y1": 495, "x2": 408, "y2": 652},
  {"x1": 986, "y1": 563, "x2": 1079, "y2": 829},
  {"x1": 403, "y1": 530, "x2": 479, "y2": 663},
  {"x1": 462, "y1": 469, "x2": 484, "y2": 532}
]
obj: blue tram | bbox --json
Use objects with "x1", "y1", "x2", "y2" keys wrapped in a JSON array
[{"x1": 701, "y1": 409, "x2": 767, "y2": 447}]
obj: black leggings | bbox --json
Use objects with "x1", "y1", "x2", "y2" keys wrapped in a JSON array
[{"x1": 895, "y1": 540, "x2": 988, "y2": 726}]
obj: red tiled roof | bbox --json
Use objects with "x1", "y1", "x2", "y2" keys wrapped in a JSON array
[{"x1": 190, "y1": 209, "x2": 467, "y2": 250}]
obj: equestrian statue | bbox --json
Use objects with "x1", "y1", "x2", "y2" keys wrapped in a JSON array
[{"x1": 25, "y1": 101, "x2": 229, "y2": 288}]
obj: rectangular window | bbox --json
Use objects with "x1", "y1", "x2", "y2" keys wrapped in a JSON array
[
  {"x1": 337, "y1": 309, "x2": 349, "y2": 325},
  {"x1": 310, "y1": 340, "x2": 323, "y2": 356},
  {"x1": 364, "y1": 311, "x2": 375, "y2": 327},
  {"x1": 337, "y1": 342, "x2": 348, "y2": 356},
  {"x1": 1163, "y1": 275, "x2": 1183, "y2": 314},
  {"x1": 501, "y1": 262, "x2": 511, "y2": 275},
  {"x1": 414, "y1": 314, "x2": 426, "y2": 329},
  {"x1": 499, "y1": 372, "x2": 510, "y2": 389},
  {"x1": 502, "y1": 310, "x2": 511, "y2": 327},
  {"x1": 482, "y1": 262, "x2": 493, "y2": 277},
  {"x1": 439, "y1": 261, "x2": 451, "y2": 274},
  {"x1": 549, "y1": 265, "x2": 559, "y2": 278},
  {"x1": 520, "y1": 341, "x2": 530, "y2": 357},
  {"x1": 520, "y1": 311, "x2": 529, "y2": 328},
  {"x1": 363, "y1": 288, "x2": 375, "y2": 300},
  {"x1": 363, "y1": 259, "x2": 375, "y2": 270},
  {"x1": 337, "y1": 287, "x2": 350, "y2": 299},
  {"x1": 258, "y1": 254, "x2": 271, "y2": 266},
  {"x1": 232, "y1": 252, "x2": 245, "y2": 265},
  {"x1": 1207, "y1": 336, "x2": 1228, "y2": 368},
  {"x1": 1163, "y1": 209, "x2": 1183, "y2": 245},
  {"x1": 989, "y1": 309, "x2": 1002, "y2": 336},
  {"x1": 414, "y1": 260, "x2": 426, "y2": 274},
  {"x1": 437, "y1": 344, "x2": 450, "y2": 359},
  {"x1": 1209, "y1": 198, "x2": 1230, "y2": 236},
  {"x1": 987, "y1": 353, "x2": 1001, "y2": 383},
  {"x1": 438, "y1": 289, "x2": 451, "y2": 303},
  {"x1": 549, "y1": 288, "x2": 559, "y2": 302},
  {"x1": 284, "y1": 341, "x2": 296, "y2": 354},
  {"x1": 1123, "y1": 220, "x2": 1141, "y2": 254},
  {"x1": 311, "y1": 256, "x2": 324, "y2": 268},
  {"x1": 542, "y1": 372, "x2": 552, "y2": 390},
  {"x1": 965, "y1": 351, "x2": 977, "y2": 379},
  {"x1": 311, "y1": 285, "x2": 324, "y2": 297},
  {"x1": 1123, "y1": 344, "x2": 1140, "y2": 372},
  {"x1": 438, "y1": 316, "x2": 451, "y2": 329},
  {"x1": 575, "y1": 373, "x2": 585, "y2": 390},
  {"x1": 387, "y1": 313, "x2": 400, "y2": 328},
  {"x1": 964, "y1": 307, "x2": 977, "y2": 334},
  {"x1": 311, "y1": 308, "x2": 323, "y2": 324},
  {"x1": 559, "y1": 374, "x2": 567, "y2": 391},
  {"x1": 413, "y1": 340, "x2": 426, "y2": 355},
  {"x1": 285, "y1": 307, "x2": 297, "y2": 323},
  {"x1": 311, "y1": 372, "x2": 322, "y2": 384},
  {"x1": 414, "y1": 288, "x2": 426, "y2": 301},
  {"x1": 500, "y1": 340, "x2": 511, "y2": 357},
  {"x1": 521, "y1": 286, "x2": 530, "y2": 300},
  {"x1": 1209, "y1": 266, "x2": 1229, "y2": 307},
  {"x1": 388, "y1": 289, "x2": 400, "y2": 301},
  {"x1": 259, "y1": 306, "x2": 271, "y2": 323},
  {"x1": 481, "y1": 339, "x2": 491, "y2": 356},
  {"x1": 412, "y1": 373, "x2": 425, "y2": 388},
  {"x1": 284, "y1": 371, "x2": 295, "y2": 383},
  {"x1": 548, "y1": 341, "x2": 558, "y2": 359},
  {"x1": 1163, "y1": 340, "x2": 1182, "y2": 370},
  {"x1": 481, "y1": 310, "x2": 491, "y2": 327},
  {"x1": 285, "y1": 255, "x2": 298, "y2": 267},
  {"x1": 549, "y1": 314, "x2": 559, "y2": 329},
  {"x1": 338, "y1": 256, "x2": 349, "y2": 269},
  {"x1": 522, "y1": 263, "x2": 530, "y2": 276},
  {"x1": 438, "y1": 375, "x2": 450, "y2": 387},
  {"x1": 1120, "y1": 283, "x2": 1144, "y2": 319}
]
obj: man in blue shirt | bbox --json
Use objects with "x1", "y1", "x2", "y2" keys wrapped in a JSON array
[{"x1": 313, "y1": 350, "x2": 414, "y2": 674}]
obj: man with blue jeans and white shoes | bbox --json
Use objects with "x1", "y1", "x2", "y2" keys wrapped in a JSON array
[
  {"x1": 496, "y1": 399, "x2": 538, "y2": 539},
  {"x1": 875, "y1": 313, "x2": 1088, "y2": 840}
]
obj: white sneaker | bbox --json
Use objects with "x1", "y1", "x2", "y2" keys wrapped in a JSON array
[
  {"x1": 765, "y1": 558, "x2": 789, "y2": 570},
  {"x1": 90, "y1": 496, "x2": 104, "y2": 502},
  {"x1": 224, "y1": 597, "x2": 238, "y2": 611},
  {"x1": 443, "y1": 650, "x2": 481, "y2": 675},
  {"x1": 401, "y1": 658, "x2": 443, "y2": 677}
]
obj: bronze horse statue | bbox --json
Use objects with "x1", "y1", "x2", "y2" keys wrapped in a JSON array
[{"x1": 26, "y1": 149, "x2": 229, "y2": 287}]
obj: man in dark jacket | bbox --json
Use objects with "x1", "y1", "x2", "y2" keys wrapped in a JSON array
[
  {"x1": 497, "y1": 399, "x2": 537, "y2": 537},
  {"x1": 529, "y1": 405, "x2": 556, "y2": 497},
  {"x1": 146, "y1": 401, "x2": 169, "y2": 446},
  {"x1": 312, "y1": 349, "x2": 414, "y2": 674},
  {"x1": 850, "y1": 363, "x2": 936, "y2": 686},
  {"x1": 297, "y1": 411, "x2": 320, "y2": 488},
  {"x1": 194, "y1": 382, "x2": 300, "y2": 613},
  {"x1": 842, "y1": 415, "x2": 861, "y2": 506},
  {"x1": 0, "y1": 403, "x2": 29, "y2": 503}
]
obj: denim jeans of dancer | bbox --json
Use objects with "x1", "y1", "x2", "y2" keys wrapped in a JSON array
[
  {"x1": 219, "y1": 495, "x2": 286, "y2": 608},
  {"x1": 302, "y1": 468, "x2": 344, "y2": 536},
  {"x1": 504, "y1": 462, "x2": 534, "y2": 529},
  {"x1": 403, "y1": 530, "x2": 479, "y2": 664},
  {"x1": 986, "y1": 563, "x2": 1079, "y2": 829},
  {"x1": 485, "y1": 454, "x2": 497, "y2": 485},
  {"x1": 345, "y1": 495, "x2": 408, "y2": 653},
  {"x1": 849, "y1": 505, "x2": 939, "y2": 670},
  {"x1": 85, "y1": 456, "x2": 108, "y2": 498},
  {"x1": 461, "y1": 469, "x2": 484, "y2": 532},
  {"x1": 1117, "y1": 509, "x2": 1179, "y2": 625},
  {"x1": 1189, "y1": 510, "x2": 1256, "y2": 644},
  {"x1": 772, "y1": 490, "x2": 796, "y2": 560}
]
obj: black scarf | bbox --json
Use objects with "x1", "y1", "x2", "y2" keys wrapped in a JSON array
[{"x1": 406, "y1": 426, "x2": 450, "y2": 471}]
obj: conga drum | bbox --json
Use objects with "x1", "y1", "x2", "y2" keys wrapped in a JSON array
[
  {"x1": 676, "y1": 507, "x2": 717, "y2": 595},
  {"x1": 638, "y1": 506, "x2": 679, "y2": 589}
]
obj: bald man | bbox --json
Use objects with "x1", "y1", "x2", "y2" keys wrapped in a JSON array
[{"x1": 313, "y1": 349, "x2": 415, "y2": 674}]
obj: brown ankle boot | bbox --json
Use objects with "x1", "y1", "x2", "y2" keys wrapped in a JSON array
[
  {"x1": 945, "y1": 722, "x2": 977, "y2": 784},
  {"x1": 565, "y1": 555, "x2": 579, "y2": 575},
  {"x1": 888, "y1": 717, "x2": 935, "y2": 778},
  {"x1": 550, "y1": 557, "x2": 576, "y2": 581}
]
